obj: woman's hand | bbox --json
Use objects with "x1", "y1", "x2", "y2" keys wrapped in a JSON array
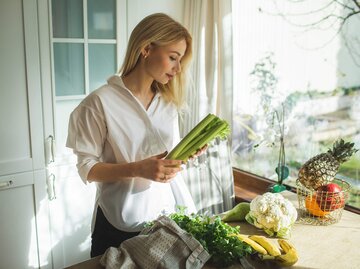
[{"x1": 136, "y1": 151, "x2": 184, "y2": 183}]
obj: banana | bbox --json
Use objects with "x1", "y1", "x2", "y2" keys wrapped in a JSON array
[
  {"x1": 278, "y1": 239, "x2": 296, "y2": 253},
  {"x1": 276, "y1": 239, "x2": 298, "y2": 266},
  {"x1": 230, "y1": 234, "x2": 299, "y2": 266},
  {"x1": 230, "y1": 233, "x2": 268, "y2": 255},
  {"x1": 248, "y1": 235, "x2": 281, "y2": 257}
]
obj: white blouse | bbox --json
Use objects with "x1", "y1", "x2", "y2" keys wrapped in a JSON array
[{"x1": 66, "y1": 75, "x2": 196, "y2": 232}]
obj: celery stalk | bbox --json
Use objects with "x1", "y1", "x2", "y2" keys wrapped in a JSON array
[
  {"x1": 166, "y1": 114, "x2": 216, "y2": 159},
  {"x1": 177, "y1": 119, "x2": 222, "y2": 157},
  {"x1": 175, "y1": 131, "x2": 208, "y2": 158},
  {"x1": 166, "y1": 113, "x2": 230, "y2": 161},
  {"x1": 176, "y1": 121, "x2": 229, "y2": 161}
]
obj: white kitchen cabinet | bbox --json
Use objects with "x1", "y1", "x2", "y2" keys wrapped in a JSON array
[
  {"x1": 0, "y1": 172, "x2": 52, "y2": 269},
  {"x1": 0, "y1": 0, "x2": 52, "y2": 268},
  {"x1": 37, "y1": 0, "x2": 130, "y2": 266},
  {"x1": 0, "y1": 0, "x2": 44, "y2": 175}
]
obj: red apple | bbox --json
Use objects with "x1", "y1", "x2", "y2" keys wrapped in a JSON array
[{"x1": 315, "y1": 183, "x2": 345, "y2": 212}]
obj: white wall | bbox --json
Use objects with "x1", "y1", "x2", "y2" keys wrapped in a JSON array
[{"x1": 126, "y1": 0, "x2": 184, "y2": 37}]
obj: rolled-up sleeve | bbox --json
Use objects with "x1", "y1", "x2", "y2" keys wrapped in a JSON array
[{"x1": 66, "y1": 101, "x2": 106, "y2": 184}]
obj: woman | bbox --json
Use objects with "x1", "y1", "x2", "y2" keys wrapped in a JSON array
[{"x1": 66, "y1": 13, "x2": 202, "y2": 257}]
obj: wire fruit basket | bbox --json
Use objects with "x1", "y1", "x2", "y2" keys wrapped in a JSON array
[{"x1": 296, "y1": 179, "x2": 351, "y2": 225}]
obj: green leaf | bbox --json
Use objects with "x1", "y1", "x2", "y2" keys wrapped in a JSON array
[
  {"x1": 269, "y1": 184, "x2": 287, "y2": 193},
  {"x1": 275, "y1": 165, "x2": 289, "y2": 180},
  {"x1": 245, "y1": 213, "x2": 255, "y2": 225}
]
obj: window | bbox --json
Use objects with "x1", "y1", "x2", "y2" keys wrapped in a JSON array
[{"x1": 231, "y1": 0, "x2": 360, "y2": 209}]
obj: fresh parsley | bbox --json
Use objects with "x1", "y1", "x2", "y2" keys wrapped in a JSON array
[{"x1": 168, "y1": 209, "x2": 252, "y2": 267}]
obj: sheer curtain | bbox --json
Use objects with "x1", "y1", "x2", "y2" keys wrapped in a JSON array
[
  {"x1": 181, "y1": 0, "x2": 233, "y2": 134},
  {"x1": 180, "y1": 0, "x2": 234, "y2": 215}
]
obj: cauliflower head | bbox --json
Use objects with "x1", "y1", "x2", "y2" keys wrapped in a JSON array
[{"x1": 245, "y1": 192, "x2": 297, "y2": 238}]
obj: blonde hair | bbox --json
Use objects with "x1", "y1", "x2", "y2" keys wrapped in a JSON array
[{"x1": 119, "y1": 13, "x2": 192, "y2": 109}]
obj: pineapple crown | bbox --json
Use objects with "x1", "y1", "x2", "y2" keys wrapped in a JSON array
[{"x1": 328, "y1": 139, "x2": 359, "y2": 162}]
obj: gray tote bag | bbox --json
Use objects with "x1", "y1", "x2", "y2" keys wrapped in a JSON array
[{"x1": 100, "y1": 215, "x2": 211, "y2": 269}]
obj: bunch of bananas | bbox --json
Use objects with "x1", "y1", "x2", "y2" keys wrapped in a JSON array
[{"x1": 231, "y1": 234, "x2": 298, "y2": 266}]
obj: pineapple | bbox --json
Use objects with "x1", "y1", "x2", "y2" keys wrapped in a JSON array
[{"x1": 298, "y1": 139, "x2": 358, "y2": 190}]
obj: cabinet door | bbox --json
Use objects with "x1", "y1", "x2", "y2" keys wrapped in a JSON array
[
  {"x1": 0, "y1": 172, "x2": 52, "y2": 269},
  {"x1": 0, "y1": 0, "x2": 45, "y2": 176},
  {"x1": 0, "y1": 1, "x2": 52, "y2": 268},
  {"x1": 38, "y1": 0, "x2": 126, "y2": 267}
]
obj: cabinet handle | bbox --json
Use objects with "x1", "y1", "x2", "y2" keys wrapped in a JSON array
[
  {"x1": 0, "y1": 180, "x2": 13, "y2": 189},
  {"x1": 47, "y1": 173, "x2": 56, "y2": 200},
  {"x1": 46, "y1": 135, "x2": 56, "y2": 164}
]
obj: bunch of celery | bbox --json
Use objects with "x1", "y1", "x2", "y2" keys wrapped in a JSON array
[{"x1": 166, "y1": 113, "x2": 230, "y2": 161}]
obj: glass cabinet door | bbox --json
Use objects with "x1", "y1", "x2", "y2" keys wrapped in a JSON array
[
  {"x1": 51, "y1": 0, "x2": 117, "y2": 98},
  {"x1": 47, "y1": 0, "x2": 121, "y2": 267},
  {"x1": 52, "y1": 0, "x2": 83, "y2": 38},
  {"x1": 89, "y1": 43, "x2": 117, "y2": 91},
  {"x1": 88, "y1": 0, "x2": 116, "y2": 39},
  {"x1": 53, "y1": 43, "x2": 85, "y2": 96}
]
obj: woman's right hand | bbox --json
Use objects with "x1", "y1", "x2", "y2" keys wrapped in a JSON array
[{"x1": 136, "y1": 151, "x2": 184, "y2": 183}]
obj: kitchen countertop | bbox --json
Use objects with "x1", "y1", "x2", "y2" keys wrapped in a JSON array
[{"x1": 66, "y1": 191, "x2": 360, "y2": 269}]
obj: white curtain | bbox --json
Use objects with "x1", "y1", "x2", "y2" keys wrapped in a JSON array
[
  {"x1": 181, "y1": 138, "x2": 235, "y2": 215},
  {"x1": 180, "y1": 0, "x2": 235, "y2": 215},
  {"x1": 181, "y1": 0, "x2": 233, "y2": 137}
]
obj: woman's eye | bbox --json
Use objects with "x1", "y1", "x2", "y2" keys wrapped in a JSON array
[{"x1": 170, "y1": 56, "x2": 176, "y2": 61}]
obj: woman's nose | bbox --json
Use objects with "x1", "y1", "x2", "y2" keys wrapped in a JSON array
[{"x1": 174, "y1": 61, "x2": 181, "y2": 73}]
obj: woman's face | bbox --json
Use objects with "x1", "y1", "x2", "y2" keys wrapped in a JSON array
[{"x1": 144, "y1": 39, "x2": 187, "y2": 84}]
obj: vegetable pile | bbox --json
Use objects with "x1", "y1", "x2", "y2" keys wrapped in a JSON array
[
  {"x1": 167, "y1": 210, "x2": 252, "y2": 266},
  {"x1": 245, "y1": 192, "x2": 298, "y2": 238},
  {"x1": 166, "y1": 113, "x2": 230, "y2": 161},
  {"x1": 145, "y1": 205, "x2": 300, "y2": 267}
]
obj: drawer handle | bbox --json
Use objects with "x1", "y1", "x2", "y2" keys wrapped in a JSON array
[{"x1": 0, "y1": 180, "x2": 13, "y2": 189}]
